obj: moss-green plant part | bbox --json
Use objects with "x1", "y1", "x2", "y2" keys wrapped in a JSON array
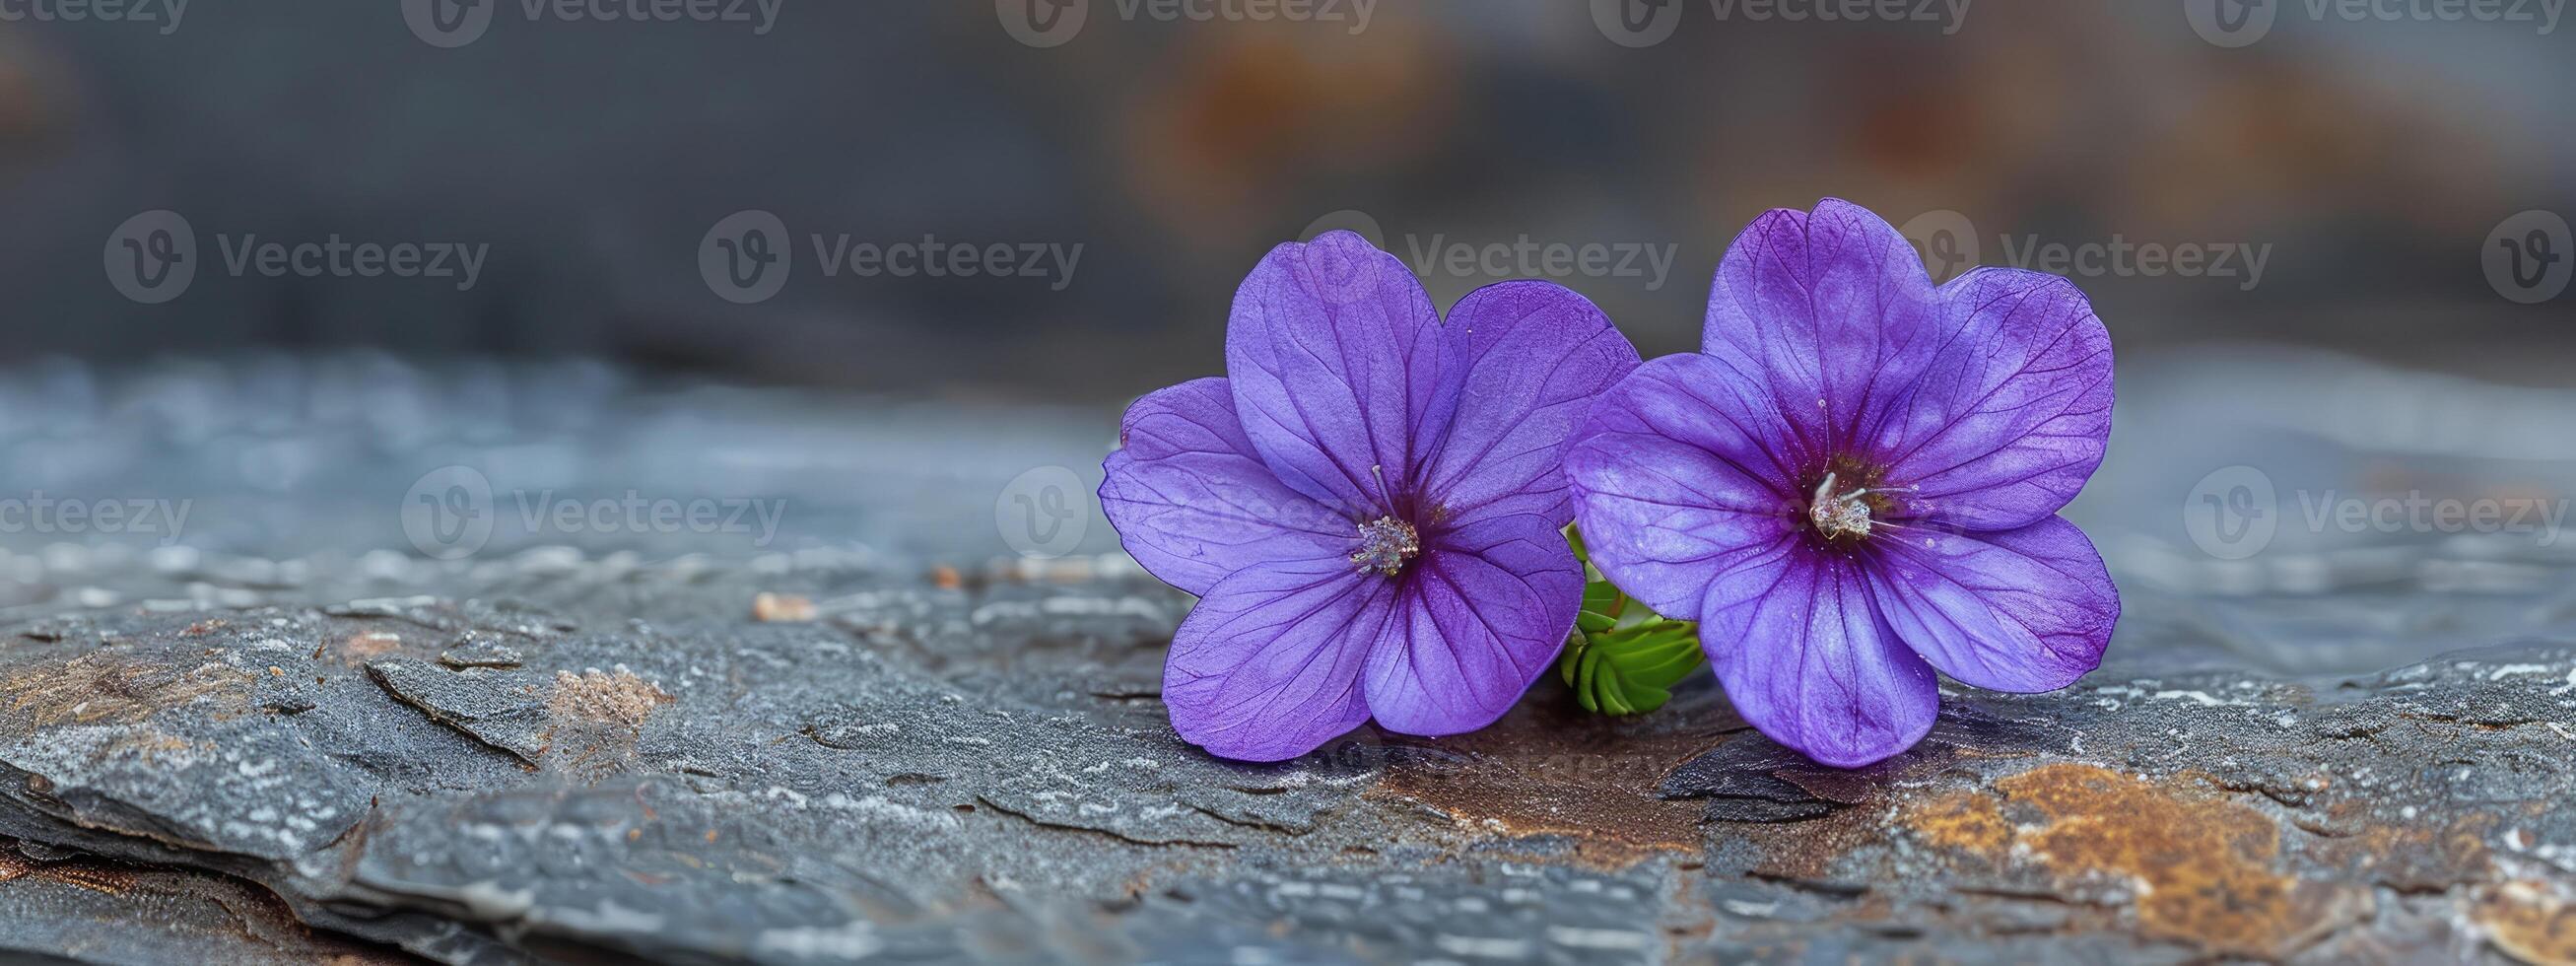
[{"x1": 1557, "y1": 525, "x2": 1707, "y2": 716}]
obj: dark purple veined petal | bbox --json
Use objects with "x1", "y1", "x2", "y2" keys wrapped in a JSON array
[
  {"x1": 1225, "y1": 231, "x2": 1458, "y2": 516},
  {"x1": 1100, "y1": 378, "x2": 1356, "y2": 596},
  {"x1": 1864, "y1": 267, "x2": 2114, "y2": 530},
  {"x1": 1413, "y1": 281, "x2": 1641, "y2": 528},
  {"x1": 1362, "y1": 514, "x2": 1582, "y2": 736},
  {"x1": 1864, "y1": 515, "x2": 2117, "y2": 692},
  {"x1": 1702, "y1": 198, "x2": 1946, "y2": 466},
  {"x1": 1563, "y1": 353, "x2": 1804, "y2": 621},
  {"x1": 1700, "y1": 546, "x2": 1938, "y2": 768},
  {"x1": 1162, "y1": 557, "x2": 1398, "y2": 762}
]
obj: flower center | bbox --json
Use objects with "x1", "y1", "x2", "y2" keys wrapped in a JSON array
[
  {"x1": 1351, "y1": 516, "x2": 1420, "y2": 577},
  {"x1": 1807, "y1": 471, "x2": 1878, "y2": 541}
]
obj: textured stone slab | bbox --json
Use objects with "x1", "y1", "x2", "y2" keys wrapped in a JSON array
[
  {"x1": 0, "y1": 584, "x2": 2567, "y2": 964},
  {"x1": 0, "y1": 356, "x2": 2568, "y2": 963}
]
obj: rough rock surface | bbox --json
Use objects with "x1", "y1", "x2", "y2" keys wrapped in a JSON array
[{"x1": 0, "y1": 356, "x2": 2570, "y2": 964}]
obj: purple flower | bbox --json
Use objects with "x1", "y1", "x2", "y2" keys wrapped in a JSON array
[
  {"x1": 1102, "y1": 231, "x2": 1641, "y2": 762},
  {"x1": 1564, "y1": 199, "x2": 2119, "y2": 768}
]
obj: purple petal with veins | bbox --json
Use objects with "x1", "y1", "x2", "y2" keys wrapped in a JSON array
[
  {"x1": 1101, "y1": 378, "x2": 1352, "y2": 596},
  {"x1": 1105, "y1": 234, "x2": 1638, "y2": 761},
  {"x1": 1568, "y1": 198, "x2": 2119, "y2": 768}
]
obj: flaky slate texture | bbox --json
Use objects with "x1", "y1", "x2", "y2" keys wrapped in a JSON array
[
  {"x1": 1, "y1": 572, "x2": 2571, "y2": 965},
  {"x1": 0, "y1": 356, "x2": 2571, "y2": 964}
]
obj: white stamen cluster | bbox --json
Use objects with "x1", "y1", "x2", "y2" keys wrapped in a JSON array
[
  {"x1": 1808, "y1": 472, "x2": 1876, "y2": 540},
  {"x1": 1351, "y1": 516, "x2": 1420, "y2": 576}
]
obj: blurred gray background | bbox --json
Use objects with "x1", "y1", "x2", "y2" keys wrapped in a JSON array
[
  {"x1": 0, "y1": 0, "x2": 2567, "y2": 401},
  {"x1": 0, "y1": 0, "x2": 2574, "y2": 660}
]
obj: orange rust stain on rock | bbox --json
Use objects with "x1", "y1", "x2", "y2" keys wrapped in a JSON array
[
  {"x1": 2481, "y1": 881, "x2": 2576, "y2": 966},
  {"x1": 0, "y1": 847, "x2": 140, "y2": 896},
  {"x1": 338, "y1": 632, "x2": 405, "y2": 661},
  {"x1": 2318, "y1": 805, "x2": 2495, "y2": 895},
  {"x1": 548, "y1": 667, "x2": 674, "y2": 728},
  {"x1": 0, "y1": 653, "x2": 251, "y2": 728},
  {"x1": 1729, "y1": 808, "x2": 1880, "y2": 883},
  {"x1": 1987, "y1": 763, "x2": 2338, "y2": 959},
  {"x1": 1366, "y1": 710, "x2": 1719, "y2": 866},
  {"x1": 540, "y1": 667, "x2": 677, "y2": 778},
  {"x1": 1901, "y1": 791, "x2": 2010, "y2": 860},
  {"x1": 35, "y1": 862, "x2": 140, "y2": 896},
  {"x1": 1372, "y1": 760, "x2": 1705, "y2": 866}
]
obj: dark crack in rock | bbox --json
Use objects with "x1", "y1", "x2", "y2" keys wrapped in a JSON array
[
  {"x1": 0, "y1": 838, "x2": 415, "y2": 964},
  {"x1": 366, "y1": 657, "x2": 552, "y2": 767}
]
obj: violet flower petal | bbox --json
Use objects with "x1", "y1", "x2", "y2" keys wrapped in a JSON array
[
  {"x1": 1869, "y1": 267, "x2": 2116, "y2": 530},
  {"x1": 1562, "y1": 198, "x2": 2120, "y2": 769},
  {"x1": 1112, "y1": 230, "x2": 1638, "y2": 760},
  {"x1": 1563, "y1": 353, "x2": 1803, "y2": 620},
  {"x1": 1702, "y1": 549, "x2": 1939, "y2": 768},
  {"x1": 1161, "y1": 557, "x2": 1398, "y2": 762},
  {"x1": 1361, "y1": 513, "x2": 1583, "y2": 735},
  {"x1": 1702, "y1": 198, "x2": 1946, "y2": 466},
  {"x1": 1100, "y1": 378, "x2": 1355, "y2": 595},
  {"x1": 1414, "y1": 280, "x2": 1642, "y2": 527},
  {"x1": 1865, "y1": 516, "x2": 2118, "y2": 692},
  {"x1": 1225, "y1": 231, "x2": 1458, "y2": 515}
]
